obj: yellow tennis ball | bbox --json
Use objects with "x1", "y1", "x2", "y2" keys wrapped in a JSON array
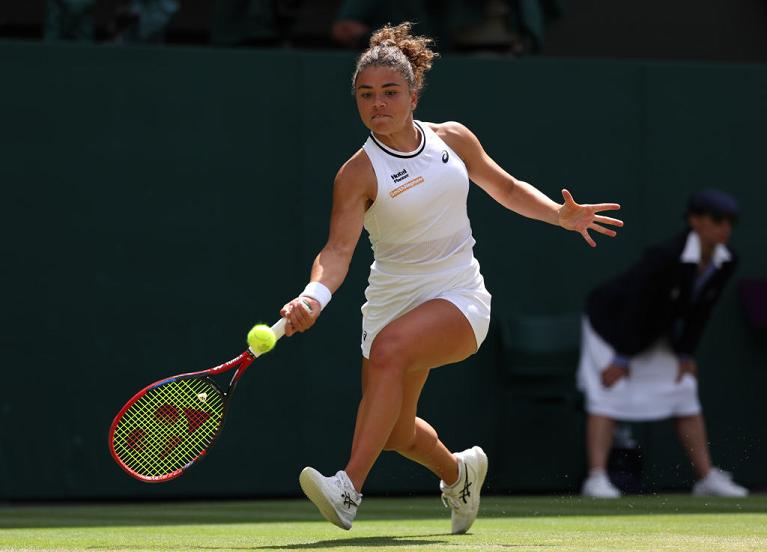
[{"x1": 247, "y1": 324, "x2": 276, "y2": 354}]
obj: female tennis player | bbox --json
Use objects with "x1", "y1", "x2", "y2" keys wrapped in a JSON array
[{"x1": 280, "y1": 22, "x2": 623, "y2": 533}]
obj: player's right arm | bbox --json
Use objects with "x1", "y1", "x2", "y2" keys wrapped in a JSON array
[{"x1": 282, "y1": 150, "x2": 376, "y2": 334}]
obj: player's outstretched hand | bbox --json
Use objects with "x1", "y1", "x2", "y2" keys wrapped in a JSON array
[
  {"x1": 281, "y1": 297, "x2": 320, "y2": 336},
  {"x1": 558, "y1": 189, "x2": 623, "y2": 247}
]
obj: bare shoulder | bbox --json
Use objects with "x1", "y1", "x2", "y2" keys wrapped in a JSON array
[
  {"x1": 335, "y1": 148, "x2": 376, "y2": 202},
  {"x1": 425, "y1": 121, "x2": 482, "y2": 161},
  {"x1": 425, "y1": 120, "x2": 470, "y2": 138}
]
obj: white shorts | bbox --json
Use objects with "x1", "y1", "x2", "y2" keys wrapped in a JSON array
[
  {"x1": 576, "y1": 317, "x2": 702, "y2": 421},
  {"x1": 360, "y1": 257, "x2": 491, "y2": 359}
]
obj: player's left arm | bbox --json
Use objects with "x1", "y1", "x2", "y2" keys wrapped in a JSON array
[{"x1": 433, "y1": 121, "x2": 623, "y2": 247}]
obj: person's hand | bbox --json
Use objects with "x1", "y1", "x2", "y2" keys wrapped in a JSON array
[
  {"x1": 676, "y1": 357, "x2": 698, "y2": 383},
  {"x1": 280, "y1": 297, "x2": 320, "y2": 336},
  {"x1": 557, "y1": 189, "x2": 624, "y2": 247},
  {"x1": 601, "y1": 362, "x2": 629, "y2": 387}
]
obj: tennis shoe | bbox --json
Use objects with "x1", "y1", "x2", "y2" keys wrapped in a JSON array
[
  {"x1": 299, "y1": 467, "x2": 362, "y2": 530},
  {"x1": 440, "y1": 445, "x2": 488, "y2": 534},
  {"x1": 692, "y1": 468, "x2": 748, "y2": 497},
  {"x1": 581, "y1": 471, "x2": 621, "y2": 498}
]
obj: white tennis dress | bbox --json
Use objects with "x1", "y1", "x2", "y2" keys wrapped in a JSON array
[{"x1": 359, "y1": 121, "x2": 491, "y2": 358}]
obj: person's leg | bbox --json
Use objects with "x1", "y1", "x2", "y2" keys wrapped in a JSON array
[
  {"x1": 344, "y1": 299, "x2": 477, "y2": 492},
  {"x1": 381, "y1": 368, "x2": 460, "y2": 485},
  {"x1": 581, "y1": 413, "x2": 621, "y2": 497},
  {"x1": 675, "y1": 414, "x2": 712, "y2": 479},
  {"x1": 586, "y1": 414, "x2": 616, "y2": 472}
]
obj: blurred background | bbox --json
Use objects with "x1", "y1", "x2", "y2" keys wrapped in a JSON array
[{"x1": 1, "y1": 0, "x2": 766, "y2": 502}]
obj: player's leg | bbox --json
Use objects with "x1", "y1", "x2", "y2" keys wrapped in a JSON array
[
  {"x1": 586, "y1": 414, "x2": 616, "y2": 472},
  {"x1": 680, "y1": 413, "x2": 747, "y2": 497},
  {"x1": 344, "y1": 298, "x2": 477, "y2": 491},
  {"x1": 301, "y1": 298, "x2": 486, "y2": 531},
  {"x1": 380, "y1": 367, "x2": 459, "y2": 485},
  {"x1": 581, "y1": 413, "x2": 621, "y2": 497},
  {"x1": 675, "y1": 413, "x2": 712, "y2": 478}
]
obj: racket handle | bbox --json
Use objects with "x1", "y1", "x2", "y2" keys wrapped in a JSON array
[
  {"x1": 266, "y1": 299, "x2": 312, "y2": 344},
  {"x1": 271, "y1": 318, "x2": 288, "y2": 340}
]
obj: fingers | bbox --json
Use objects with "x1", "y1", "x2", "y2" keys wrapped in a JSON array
[
  {"x1": 581, "y1": 229, "x2": 597, "y2": 248},
  {"x1": 281, "y1": 297, "x2": 319, "y2": 336},
  {"x1": 589, "y1": 223, "x2": 617, "y2": 238},
  {"x1": 561, "y1": 188, "x2": 576, "y2": 205},
  {"x1": 601, "y1": 365, "x2": 628, "y2": 387},
  {"x1": 593, "y1": 214, "x2": 624, "y2": 227},
  {"x1": 602, "y1": 370, "x2": 619, "y2": 387},
  {"x1": 591, "y1": 202, "x2": 621, "y2": 212}
]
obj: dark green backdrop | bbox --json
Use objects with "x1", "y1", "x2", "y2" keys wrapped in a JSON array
[{"x1": 1, "y1": 42, "x2": 765, "y2": 500}]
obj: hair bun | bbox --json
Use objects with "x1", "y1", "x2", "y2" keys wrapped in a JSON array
[{"x1": 362, "y1": 22, "x2": 438, "y2": 95}]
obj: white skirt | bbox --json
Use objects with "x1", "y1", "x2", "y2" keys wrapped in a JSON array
[
  {"x1": 576, "y1": 317, "x2": 701, "y2": 421},
  {"x1": 360, "y1": 257, "x2": 491, "y2": 359}
]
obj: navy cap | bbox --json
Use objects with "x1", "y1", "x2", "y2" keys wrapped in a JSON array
[{"x1": 686, "y1": 189, "x2": 739, "y2": 220}]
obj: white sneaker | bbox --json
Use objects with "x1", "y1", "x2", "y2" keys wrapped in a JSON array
[
  {"x1": 440, "y1": 446, "x2": 488, "y2": 535},
  {"x1": 692, "y1": 468, "x2": 748, "y2": 497},
  {"x1": 582, "y1": 471, "x2": 621, "y2": 498},
  {"x1": 299, "y1": 468, "x2": 362, "y2": 530}
]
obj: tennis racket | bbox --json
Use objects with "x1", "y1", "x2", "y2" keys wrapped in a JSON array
[{"x1": 108, "y1": 316, "x2": 289, "y2": 483}]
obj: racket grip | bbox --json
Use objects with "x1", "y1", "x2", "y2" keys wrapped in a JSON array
[
  {"x1": 271, "y1": 318, "x2": 288, "y2": 340},
  {"x1": 271, "y1": 298, "x2": 312, "y2": 340}
]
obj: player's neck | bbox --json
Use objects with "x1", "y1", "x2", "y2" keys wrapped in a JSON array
[{"x1": 373, "y1": 121, "x2": 420, "y2": 152}]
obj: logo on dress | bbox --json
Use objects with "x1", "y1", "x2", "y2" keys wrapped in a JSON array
[
  {"x1": 442, "y1": 150, "x2": 449, "y2": 163},
  {"x1": 390, "y1": 169, "x2": 409, "y2": 183},
  {"x1": 390, "y1": 176, "x2": 425, "y2": 198}
]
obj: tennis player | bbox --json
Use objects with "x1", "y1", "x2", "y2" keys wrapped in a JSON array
[{"x1": 280, "y1": 22, "x2": 623, "y2": 533}]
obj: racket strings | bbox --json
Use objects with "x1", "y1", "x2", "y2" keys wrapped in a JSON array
[{"x1": 112, "y1": 378, "x2": 225, "y2": 478}]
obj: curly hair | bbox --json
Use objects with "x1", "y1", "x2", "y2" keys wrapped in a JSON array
[{"x1": 351, "y1": 22, "x2": 439, "y2": 96}]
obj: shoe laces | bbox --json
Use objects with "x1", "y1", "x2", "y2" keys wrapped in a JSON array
[{"x1": 441, "y1": 470, "x2": 472, "y2": 511}]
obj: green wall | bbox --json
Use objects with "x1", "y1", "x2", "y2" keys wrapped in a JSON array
[{"x1": 1, "y1": 42, "x2": 765, "y2": 500}]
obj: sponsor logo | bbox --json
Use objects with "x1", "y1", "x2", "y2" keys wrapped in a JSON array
[
  {"x1": 362, "y1": 331, "x2": 367, "y2": 341},
  {"x1": 442, "y1": 150, "x2": 449, "y2": 163},
  {"x1": 389, "y1": 176, "x2": 425, "y2": 198},
  {"x1": 390, "y1": 168, "x2": 409, "y2": 183}
]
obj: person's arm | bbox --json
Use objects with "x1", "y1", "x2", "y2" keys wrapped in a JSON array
[
  {"x1": 281, "y1": 151, "x2": 375, "y2": 335},
  {"x1": 433, "y1": 121, "x2": 623, "y2": 247}
]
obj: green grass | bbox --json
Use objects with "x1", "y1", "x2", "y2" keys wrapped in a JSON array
[{"x1": 1, "y1": 495, "x2": 766, "y2": 551}]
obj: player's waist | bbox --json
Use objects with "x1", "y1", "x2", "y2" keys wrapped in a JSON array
[{"x1": 371, "y1": 246, "x2": 475, "y2": 275}]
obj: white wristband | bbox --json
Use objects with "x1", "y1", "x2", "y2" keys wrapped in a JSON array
[{"x1": 301, "y1": 281, "x2": 332, "y2": 310}]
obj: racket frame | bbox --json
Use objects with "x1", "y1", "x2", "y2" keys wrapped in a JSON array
[
  {"x1": 108, "y1": 351, "x2": 255, "y2": 482},
  {"x1": 108, "y1": 317, "x2": 289, "y2": 483}
]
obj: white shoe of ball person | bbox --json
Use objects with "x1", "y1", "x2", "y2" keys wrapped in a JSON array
[
  {"x1": 439, "y1": 446, "x2": 488, "y2": 534},
  {"x1": 581, "y1": 470, "x2": 622, "y2": 498},
  {"x1": 299, "y1": 467, "x2": 362, "y2": 530},
  {"x1": 692, "y1": 468, "x2": 748, "y2": 497}
]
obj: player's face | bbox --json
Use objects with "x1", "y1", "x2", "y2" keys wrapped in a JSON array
[
  {"x1": 689, "y1": 213, "x2": 734, "y2": 247},
  {"x1": 354, "y1": 66, "x2": 418, "y2": 135}
]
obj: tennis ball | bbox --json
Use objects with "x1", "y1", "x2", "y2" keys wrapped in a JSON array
[{"x1": 247, "y1": 324, "x2": 276, "y2": 354}]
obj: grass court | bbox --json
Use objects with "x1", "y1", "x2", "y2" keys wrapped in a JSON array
[{"x1": 1, "y1": 495, "x2": 766, "y2": 551}]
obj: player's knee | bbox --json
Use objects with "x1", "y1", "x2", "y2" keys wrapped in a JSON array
[{"x1": 368, "y1": 334, "x2": 409, "y2": 377}]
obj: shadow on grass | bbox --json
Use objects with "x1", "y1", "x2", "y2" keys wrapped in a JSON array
[
  {"x1": 2, "y1": 495, "x2": 766, "y2": 528},
  {"x1": 255, "y1": 534, "x2": 449, "y2": 549}
]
